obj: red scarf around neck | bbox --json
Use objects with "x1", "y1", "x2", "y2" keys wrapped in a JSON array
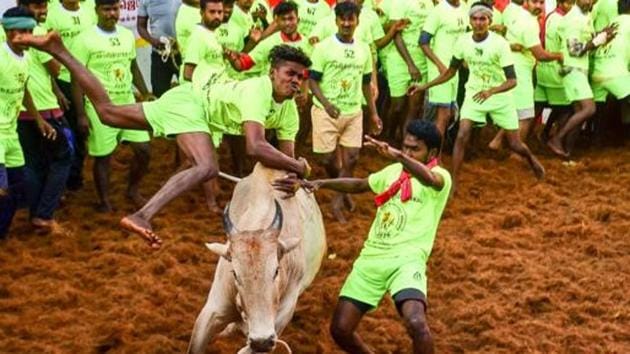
[{"x1": 373, "y1": 158, "x2": 438, "y2": 207}]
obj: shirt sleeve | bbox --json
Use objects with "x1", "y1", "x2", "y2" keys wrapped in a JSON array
[
  {"x1": 499, "y1": 37, "x2": 514, "y2": 67},
  {"x1": 362, "y1": 44, "x2": 373, "y2": 75},
  {"x1": 423, "y1": 6, "x2": 440, "y2": 35},
  {"x1": 138, "y1": 0, "x2": 148, "y2": 17},
  {"x1": 276, "y1": 101, "x2": 299, "y2": 141},
  {"x1": 368, "y1": 164, "x2": 398, "y2": 194},
  {"x1": 309, "y1": 41, "x2": 326, "y2": 74},
  {"x1": 184, "y1": 29, "x2": 203, "y2": 65},
  {"x1": 522, "y1": 17, "x2": 541, "y2": 49}
]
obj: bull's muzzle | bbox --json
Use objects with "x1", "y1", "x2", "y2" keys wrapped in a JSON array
[{"x1": 248, "y1": 334, "x2": 277, "y2": 352}]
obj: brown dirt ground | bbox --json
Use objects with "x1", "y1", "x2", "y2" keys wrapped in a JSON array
[{"x1": 1, "y1": 133, "x2": 629, "y2": 353}]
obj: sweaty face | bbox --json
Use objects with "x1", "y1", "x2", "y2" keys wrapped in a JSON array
[
  {"x1": 401, "y1": 134, "x2": 432, "y2": 163},
  {"x1": 270, "y1": 61, "x2": 307, "y2": 100},
  {"x1": 470, "y1": 13, "x2": 491, "y2": 35},
  {"x1": 26, "y1": 3, "x2": 48, "y2": 23},
  {"x1": 96, "y1": 3, "x2": 120, "y2": 29},
  {"x1": 527, "y1": 0, "x2": 545, "y2": 16},
  {"x1": 276, "y1": 11, "x2": 298, "y2": 35},
  {"x1": 202, "y1": 2, "x2": 223, "y2": 29},
  {"x1": 336, "y1": 13, "x2": 358, "y2": 38}
]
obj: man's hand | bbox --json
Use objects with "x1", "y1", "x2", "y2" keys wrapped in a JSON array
[
  {"x1": 473, "y1": 90, "x2": 493, "y2": 103},
  {"x1": 37, "y1": 119, "x2": 57, "y2": 140},
  {"x1": 272, "y1": 175, "x2": 321, "y2": 198},
  {"x1": 324, "y1": 103, "x2": 341, "y2": 119},
  {"x1": 150, "y1": 37, "x2": 165, "y2": 50},
  {"x1": 510, "y1": 43, "x2": 525, "y2": 52},
  {"x1": 252, "y1": 4, "x2": 267, "y2": 22},
  {"x1": 407, "y1": 83, "x2": 426, "y2": 96},
  {"x1": 437, "y1": 62, "x2": 448, "y2": 75},
  {"x1": 369, "y1": 114, "x2": 383, "y2": 136},
  {"x1": 249, "y1": 26, "x2": 263, "y2": 43},
  {"x1": 140, "y1": 92, "x2": 157, "y2": 102},
  {"x1": 408, "y1": 64, "x2": 421, "y2": 82},
  {"x1": 391, "y1": 19, "x2": 408, "y2": 33},
  {"x1": 364, "y1": 135, "x2": 402, "y2": 160},
  {"x1": 309, "y1": 36, "x2": 320, "y2": 46},
  {"x1": 298, "y1": 157, "x2": 312, "y2": 179}
]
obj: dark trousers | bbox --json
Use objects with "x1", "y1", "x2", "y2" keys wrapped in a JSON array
[
  {"x1": 0, "y1": 167, "x2": 25, "y2": 238},
  {"x1": 151, "y1": 51, "x2": 180, "y2": 97},
  {"x1": 17, "y1": 118, "x2": 73, "y2": 220},
  {"x1": 56, "y1": 79, "x2": 87, "y2": 189}
]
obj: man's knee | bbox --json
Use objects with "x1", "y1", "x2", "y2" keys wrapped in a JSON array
[
  {"x1": 329, "y1": 319, "x2": 354, "y2": 344},
  {"x1": 404, "y1": 312, "x2": 431, "y2": 339}
]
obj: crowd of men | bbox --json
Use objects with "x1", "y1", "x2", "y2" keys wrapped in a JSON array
[{"x1": 1, "y1": 0, "x2": 629, "y2": 352}]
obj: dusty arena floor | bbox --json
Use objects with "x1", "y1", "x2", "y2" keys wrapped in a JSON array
[{"x1": 1, "y1": 135, "x2": 629, "y2": 353}]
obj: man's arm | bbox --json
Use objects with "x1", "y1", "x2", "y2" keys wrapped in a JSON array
[
  {"x1": 272, "y1": 177, "x2": 371, "y2": 196},
  {"x1": 131, "y1": 59, "x2": 152, "y2": 99},
  {"x1": 407, "y1": 57, "x2": 460, "y2": 95},
  {"x1": 277, "y1": 140, "x2": 295, "y2": 158},
  {"x1": 362, "y1": 76, "x2": 382, "y2": 135},
  {"x1": 137, "y1": 16, "x2": 162, "y2": 49},
  {"x1": 393, "y1": 32, "x2": 421, "y2": 81},
  {"x1": 419, "y1": 31, "x2": 447, "y2": 74},
  {"x1": 43, "y1": 59, "x2": 70, "y2": 111},
  {"x1": 309, "y1": 75, "x2": 340, "y2": 118},
  {"x1": 23, "y1": 86, "x2": 56, "y2": 140},
  {"x1": 471, "y1": 65, "x2": 517, "y2": 104},
  {"x1": 374, "y1": 20, "x2": 406, "y2": 49},
  {"x1": 183, "y1": 63, "x2": 196, "y2": 81},
  {"x1": 243, "y1": 122, "x2": 308, "y2": 177},
  {"x1": 70, "y1": 77, "x2": 89, "y2": 134},
  {"x1": 529, "y1": 45, "x2": 562, "y2": 62}
]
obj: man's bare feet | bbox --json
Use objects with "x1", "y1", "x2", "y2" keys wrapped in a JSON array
[
  {"x1": 120, "y1": 215, "x2": 162, "y2": 249},
  {"x1": 547, "y1": 138, "x2": 569, "y2": 158},
  {"x1": 531, "y1": 159, "x2": 546, "y2": 180},
  {"x1": 14, "y1": 31, "x2": 65, "y2": 54},
  {"x1": 332, "y1": 196, "x2": 347, "y2": 224}
]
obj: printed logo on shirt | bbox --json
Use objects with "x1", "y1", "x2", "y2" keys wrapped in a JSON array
[
  {"x1": 344, "y1": 48, "x2": 355, "y2": 59},
  {"x1": 373, "y1": 203, "x2": 407, "y2": 240},
  {"x1": 109, "y1": 37, "x2": 121, "y2": 47}
]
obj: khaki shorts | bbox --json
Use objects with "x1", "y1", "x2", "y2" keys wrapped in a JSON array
[{"x1": 311, "y1": 105, "x2": 363, "y2": 154}]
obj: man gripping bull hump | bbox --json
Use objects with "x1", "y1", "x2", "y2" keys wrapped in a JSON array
[
  {"x1": 16, "y1": 30, "x2": 313, "y2": 248},
  {"x1": 275, "y1": 120, "x2": 451, "y2": 354}
]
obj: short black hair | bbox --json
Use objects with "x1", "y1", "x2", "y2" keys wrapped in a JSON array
[
  {"x1": 17, "y1": 0, "x2": 48, "y2": 5},
  {"x1": 223, "y1": 0, "x2": 236, "y2": 7},
  {"x1": 619, "y1": 0, "x2": 630, "y2": 14},
  {"x1": 335, "y1": 1, "x2": 361, "y2": 18},
  {"x1": 2, "y1": 6, "x2": 35, "y2": 20},
  {"x1": 406, "y1": 120, "x2": 442, "y2": 151},
  {"x1": 95, "y1": 0, "x2": 120, "y2": 6},
  {"x1": 269, "y1": 44, "x2": 312, "y2": 68},
  {"x1": 273, "y1": 1, "x2": 298, "y2": 17},
  {"x1": 469, "y1": 1, "x2": 493, "y2": 11},
  {"x1": 201, "y1": 0, "x2": 223, "y2": 9}
]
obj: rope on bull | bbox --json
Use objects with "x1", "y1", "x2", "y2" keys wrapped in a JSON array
[{"x1": 218, "y1": 171, "x2": 242, "y2": 183}]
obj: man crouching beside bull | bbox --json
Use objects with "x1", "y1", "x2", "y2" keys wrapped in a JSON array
[{"x1": 275, "y1": 120, "x2": 451, "y2": 354}]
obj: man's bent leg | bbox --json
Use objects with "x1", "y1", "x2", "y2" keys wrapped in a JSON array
[
  {"x1": 330, "y1": 298, "x2": 374, "y2": 354},
  {"x1": 127, "y1": 141, "x2": 151, "y2": 207},
  {"x1": 451, "y1": 119, "x2": 474, "y2": 196},
  {"x1": 93, "y1": 155, "x2": 113, "y2": 212},
  {"x1": 121, "y1": 132, "x2": 218, "y2": 248},
  {"x1": 398, "y1": 299, "x2": 434, "y2": 354},
  {"x1": 505, "y1": 130, "x2": 545, "y2": 179}
]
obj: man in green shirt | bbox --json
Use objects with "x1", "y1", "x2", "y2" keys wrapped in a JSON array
[
  {"x1": 409, "y1": 2, "x2": 545, "y2": 194},
  {"x1": 175, "y1": 0, "x2": 201, "y2": 61},
  {"x1": 309, "y1": 1, "x2": 381, "y2": 223},
  {"x1": 546, "y1": 0, "x2": 616, "y2": 157},
  {"x1": 19, "y1": 28, "x2": 313, "y2": 246},
  {"x1": 296, "y1": 0, "x2": 331, "y2": 38},
  {"x1": 274, "y1": 120, "x2": 451, "y2": 354}
]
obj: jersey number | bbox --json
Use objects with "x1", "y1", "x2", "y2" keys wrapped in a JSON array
[{"x1": 109, "y1": 38, "x2": 121, "y2": 47}]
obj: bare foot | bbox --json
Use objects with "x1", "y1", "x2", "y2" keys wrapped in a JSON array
[
  {"x1": 31, "y1": 218, "x2": 54, "y2": 230},
  {"x1": 532, "y1": 159, "x2": 546, "y2": 180},
  {"x1": 546, "y1": 138, "x2": 569, "y2": 158},
  {"x1": 126, "y1": 192, "x2": 147, "y2": 208},
  {"x1": 332, "y1": 196, "x2": 347, "y2": 224},
  {"x1": 488, "y1": 137, "x2": 502, "y2": 151},
  {"x1": 120, "y1": 215, "x2": 162, "y2": 249},
  {"x1": 14, "y1": 31, "x2": 66, "y2": 54},
  {"x1": 343, "y1": 194, "x2": 356, "y2": 212}
]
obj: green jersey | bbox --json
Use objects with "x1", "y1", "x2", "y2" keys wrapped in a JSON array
[
  {"x1": 247, "y1": 32, "x2": 312, "y2": 76},
  {"x1": 296, "y1": 0, "x2": 332, "y2": 37},
  {"x1": 310, "y1": 7, "x2": 384, "y2": 51},
  {"x1": 362, "y1": 163, "x2": 451, "y2": 259},
  {"x1": 390, "y1": 0, "x2": 434, "y2": 49},
  {"x1": 537, "y1": 10, "x2": 566, "y2": 87},
  {"x1": 72, "y1": 25, "x2": 136, "y2": 100},
  {"x1": 592, "y1": 14, "x2": 630, "y2": 83},
  {"x1": 504, "y1": 4, "x2": 540, "y2": 69},
  {"x1": 216, "y1": 22, "x2": 247, "y2": 79},
  {"x1": 0, "y1": 28, "x2": 5, "y2": 42},
  {"x1": 558, "y1": 6, "x2": 594, "y2": 71},
  {"x1": 184, "y1": 25, "x2": 228, "y2": 92},
  {"x1": 591, "y1": 0, "x2": 618, "y2": 31},
  {"x1": 204, "y1": 75, "x2": 299, "y2": 140},
  {"x1": 0, "y1": 43, "x2": 29, "y2": 139},
  {"x1": 422, "y1": 0, "x2": 468, "y2": 73},
  {"x1": 23, "y1": 25, "x2": 59, "y2": 112},
  {"x1": 311, "y1": 35, "x2": 372, "y2": 115},
  {"x1": 175, "y1": 3, "x2": 201, "y2": 56},
  {"x1": 229, "y1": 4, "x2": 255, "y2": 38},
  {"x1": 45, "y1": 1, "x2": 96, "y2": 82},
  {"x1": 453, "y1": 31, "x2": 514, "y2": 98}
]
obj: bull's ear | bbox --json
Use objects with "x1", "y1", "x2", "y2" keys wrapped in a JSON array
[
  {"x1": 278, "y1": 237, "x2": 300, "y2": 258},
  {"x1": 205, "y1": 242, "x2": 231, "y2": 261}
]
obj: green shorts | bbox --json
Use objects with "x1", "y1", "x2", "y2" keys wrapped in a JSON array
[
  {"x1": 427, "y1": 64, "x2": 458, "y2": 106},
  {"x1": 534, "y1": 84, "x2": 570, "y2": 106},
  {"x1": 513, "y1": 64, "x2": 535, "y2": 112},
  {"x1": 0, "y1": 136, "x2": 24, "y2": 168},
  {"x1": 142, "y1": 84, "x2": 210, "y2": 138},
  {"x1": 86, "y1": 98, "x2": 150, "y2": 157},
  {"x1": 562, "y1": 69, "x2": 593, "y2": 102},
  {"x1": 385, "y1": 46, "x2": 428, "y2": 98},
  {"x1": 592, "y1": 75, "x2": 630, "y2": 102},
  {"x1": 339, "y1": 255, "x2": 427, "y2": 309},
  {"x1": 460, "y1": 93, "x2": 519, "y2": 130}
]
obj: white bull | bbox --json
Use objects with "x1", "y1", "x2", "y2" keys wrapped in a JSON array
[{"x1": 187, "y1": 164, "x2": 327, "y2": 353}]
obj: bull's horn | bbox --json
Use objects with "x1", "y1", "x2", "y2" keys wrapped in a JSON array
[
  {"x1": 223, "y1": 202, "x2": 238, "y2": 237},
  {"x1": 267, "y1": 200, "x2": 283, "y2": 232}
]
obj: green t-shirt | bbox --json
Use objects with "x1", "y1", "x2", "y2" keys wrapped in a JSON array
[
  {"x1": 504, "y1": 4, "x2": 540, "y2": 70},
  {"x1": 592, "y1": 14, "x2": 630, "y2": 82},
  {"x1": 45, "y1": 2, "x2": 96, "y2": 82},
  {"x1": 591, "y1": 0, "x2": 618, "y2": 31},
  {"x1": 493, "y1": 7, "x2": 504, "y2": 27},
  {"x1": 390, "y1": 0, "x2": 433, "y2": 49},
  {"x1": 311, "y1": 35, "x2": 372, "y2": 115},
  {"x1": 296, "y1": 0, "x2": 332, "y2": 37},
  {"x1": 23, "y1": 25, "x2": 59, "y2": 112},
  {"x1": 453, "y1": 32, "x2": 514, "y2": 98},
  {"x1": 247, "y1": 32, "x2": 312, "y2": 76},
  {"x1": 537, "y1": 10, "x2": 566, "y2": 87},
  {"x1": 175, "y1": 3, "x2": 201, "y2": 57},
  {"x1": 184, "y1": 24, "x2": 228, "y2": 91},
  {"x1": 422, "y1": 0, "x2": 468, "y2": 74},
  {"x1": 362, "y1": 163, "x2": 451, "y2": 259},
  {"x1": 216, "y1": 22, "x2": 247, "y2": 79},
  {"x1": 204, "y1": 75, "x2": 299, "y2": 140},
  {"x1": 310, "y1": 7, "x2": 385, "y2": 50},
  {"x1": 72, "y1": 25, "x2": 136, "y2": 101},
  {"x1": 558, "y1": 6, "x2": 594, "y2": 71},
  {"x1": 0, "y1": 28, "x2": 5, "y2": 42},
  {"x1": 0, "y1": 43, "x2": 29, "y2": 138},
  {"x1": 229, "y1": 4, "x2": 255, "y2": 37}
]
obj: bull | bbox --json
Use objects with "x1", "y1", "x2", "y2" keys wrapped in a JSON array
[{"x1": 187, "y1": 164, "x2": 327, "y2": 353}]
